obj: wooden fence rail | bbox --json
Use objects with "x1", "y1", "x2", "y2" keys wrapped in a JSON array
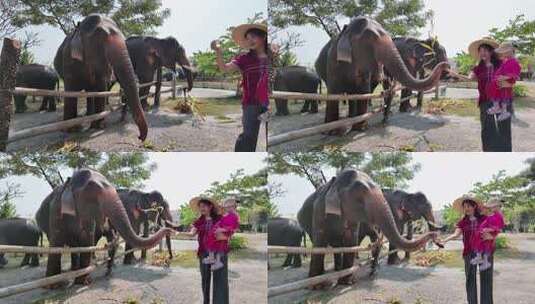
[
  {"x1": 268, "y1": 244, "x2": 373, "y2": 255},
  {"x1": 0, "y1": 244, "x2": 113, "y2": 255}
]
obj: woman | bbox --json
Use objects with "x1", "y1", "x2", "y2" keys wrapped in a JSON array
[
  {"x1": 467, "y1": 37, "x2": 512, "y2": 152},
  {"x1": 184, "y1": 197, "x2": 229, "y2": 304},
  {"x1": 439, "y1": 196, "x2": 496, "y2": 304},
  {"x1": 211, "y1": 23, "x2": 269, "y2": 152}
]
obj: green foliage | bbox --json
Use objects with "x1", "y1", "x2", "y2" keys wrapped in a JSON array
[
  {"x1": 495, "y1": 235, "x2": 509, "y2": 249},
  {"x1": 229, "y1": 235, "x2": 248, "y2": 250},
  {"x1": 0, "y1": 182, "x2": 21, "y2": 219},
  {"x1": 267, "y1": 151, "x2": 420, "y2": 190},
  {"x1": 454, "y1": 51, "x2": 477, "y2": 75},
  {"x1": 269, "y1": 0, "x2": 432, "y2": 37},
  {"x1": 470, "y1": 170, "x2": 533, "y2": 209},
  {"x1": 0, "y1": 152, "x2": 155, "y2": 189},
  {"x1": 442, "y1": 203, "x2": 462, "y2": 230},
  {"x1": 514, "y1": 84, "x2": 528, "y2": 97},
  {"x1": 12, "y1": 0, "x2": 170, "y2": 36},
  {"x1": 179, "y1": 203, "x2": 197, "y2": 227},
  {"x1": 489, "y1": 14, "x2": 535, "y2": 56},
  {"x1": 275, "y1": 50, "x2": 299, "y2": 67}
]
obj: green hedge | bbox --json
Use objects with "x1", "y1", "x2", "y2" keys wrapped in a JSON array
[{"x1": 229, "y1": 235, "x2": 248, "y2": 250}]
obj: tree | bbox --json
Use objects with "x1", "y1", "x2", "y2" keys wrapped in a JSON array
[
  {"x1": 0, "y1": 0, "x2": 23, "y2": 39},
  {"x1": 453, "y1": 51, "x2": 477, "y2": 75},
  {"x1": 0, "y1": 182, "x2": 21, "y2": 219},
  {"x1": 469, "y1": 170, "x2": 532, "y2": 209},
  {"x1": 269, "y1": 0, "x2": 433, "y2": 38},
  {"x1": 19, "y1": 31, "x2": 42, "y2": 65},
  {"x1": 489, "y1": 14, "x2": 535, "y2": 56},
  {"x1": 12, "y1": 0, "x2": 170, "y2": 36},
  {"x1": 0, "y1": 152, "x2": 156, "y2": 189},
  {"x1": 267, "y1": 151, "x2": 420, "y2": 190}
]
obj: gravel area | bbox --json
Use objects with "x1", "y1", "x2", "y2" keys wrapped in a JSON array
[{"x1": 268, "y1": 233, "x2": 535, "y2": 304}]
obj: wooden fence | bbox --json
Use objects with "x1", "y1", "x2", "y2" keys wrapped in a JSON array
[{"x1": 0, "y1": 37, "x2": 185, "y2": 150}]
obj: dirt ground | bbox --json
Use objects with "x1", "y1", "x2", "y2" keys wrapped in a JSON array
[
  {"x1": 0, "y1": 233, "x2": 267, "y2": 304},
  {"x1": 269, "y1": 82, "x2": 535, "y2": 152},
  {"x1": 7, "y1": 88, "x2": 266, "y2": 152},
  {"x1": 268, "y1": 233, "x2": 535, "y2": 304}
]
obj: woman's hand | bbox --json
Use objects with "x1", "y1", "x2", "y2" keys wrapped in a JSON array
[{"x1": 481, "y1": 231, "x2": 494, "y2": 241}]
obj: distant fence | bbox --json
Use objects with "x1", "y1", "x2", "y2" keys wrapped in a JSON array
[{"x1": 268, "y1": 84, "x2": 446, "y2": 147}]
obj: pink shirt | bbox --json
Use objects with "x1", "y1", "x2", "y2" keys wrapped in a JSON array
[
  {"x1": 205, "y1": 212, "x2": 240, "y2": 253},
  {"x1": 232, "y1": 52, "x2": 269, "y2": 107},
  {"x1": 487, "y1": 58, "x2": 521, "y2": 100},
  {"x1": 473, "y1": 212, "x2": 505, "y2": 253}
]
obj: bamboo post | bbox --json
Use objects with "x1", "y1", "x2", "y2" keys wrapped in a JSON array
[
  {"x1": 172, "y1": 73, "x2": 176, "y2": 99},
  {"x1": 0, "y1": 38, "x2": 21, "y2": 151}
]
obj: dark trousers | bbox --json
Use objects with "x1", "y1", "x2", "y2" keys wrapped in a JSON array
[
  {"x1": 199, "y1": 253, "x2": 229, "y2": 304},
  {"x1": 479, "y1": 102, "x2": 512, "y2": 152},
  {"x1": 464, "y1": 253, "x2": 494, "y2": 304},
  {"x1": 235, "y1": 104, "x2": 264, "y2": 152}
]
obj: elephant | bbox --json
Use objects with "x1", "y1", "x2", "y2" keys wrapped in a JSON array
[
  {"x1": 35, "y1": 169, "x2": 173, "y2": 286},
  {"x1": 273, "y1": 66, "x2": 322, "y2": 116},
  {"x1": 14, "y1": 64, "x2": 60, "y2": 113},
  {"x1": 315, "y1": 16, "x2": 448, "y2": 133},
  {"x1": 124, "y1": 36, "x2": 194, "y2": 110},
  {"x1": 297, "y1": 169, "x2": 438, "y2": 287},
  {"x1": 0, "y1": 218, "x2": 43, "y2": 267},
  {"x1": 268, "y1": 217, "x2": 307, "y2": 268},
  {"x1": 382, "y1": 37, "x2": 449, "y2": 118},
  {"x1": 356, "y1": 189, "x2": 443, "y2": 266},
  {"x1": 54, "y1": 14, "x2": 147, "y2": 140}
]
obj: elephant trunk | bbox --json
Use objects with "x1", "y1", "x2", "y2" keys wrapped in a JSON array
[
  {"x1": 178, "y1": 55, "x2": 194, "y2": 91},
  {"x1": 374, "y1": 35, "x2": 448, "y2": 92},
  {"x1": 105, "y1": 35, "x2": 148, "y2": 141},
  {"x1": 424, "y1": 210, "x2": 444, "y2": 231},
  {"x1": 366, "y1": 189, "x2": 437, "y2": 252},
  {"x1": 101, "y1": 196, "x2": 171, "y2": 250}
]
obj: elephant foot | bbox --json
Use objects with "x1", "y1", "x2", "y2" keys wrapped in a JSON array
[
  {"x1": 351, "y1": 121, "x2": 368, "y2": 132},
  {"x1": 74, "y1": 274, "x2": 92, "y2": 285},
  {"x1": 337, "y1": 274, "x2": 357, "y2": 286},
  {"x1": 105, "y1": 267, "x2": 113, "y2": 276},
  {"x1": 48, "y1": 107, "x2": 56, "y2": 112},
  {"x1": 15, "y1": 108, "x2": 27, "y2": 114},
  {"x1": 123, "y1": 255, "x2": 135, "y2": 265},
  {"x1": 387, "y1": 255, "x2": 402, "y2": 265}
]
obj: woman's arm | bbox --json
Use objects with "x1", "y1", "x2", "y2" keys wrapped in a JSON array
[
  {"x1": 211, "y1": 40, "x2": 240, "y2": 73},
  {"x1": 175, "y1": 227, "x2": 198, "y2": 238},
  {"x1": 441, "y1": 228, "x2": 462, "y2": 243}
]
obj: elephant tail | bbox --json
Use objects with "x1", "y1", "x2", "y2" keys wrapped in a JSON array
[
  {"x1": 302, "y1": 231, "x2": 307, "y2": 258},
  {"x1": 39, "y1": 231, "x2": 44, "y2": 257}
]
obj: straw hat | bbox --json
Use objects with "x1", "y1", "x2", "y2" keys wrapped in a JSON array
[
  {"x1": 189, "y1": 196, "x2": 220, "y2": 214},
  {"x1": 495, "y1": 41, "x2": 516, "y2": 55},
  {"x1": 231, "y1": 23, "x2": 267, "y2": 49},
  {"x1": 468, "y1": 37, "x2": 499, "y2": 59},
  {"x1": 452, "y1": 195, "x2": 484, "y2": 214}
]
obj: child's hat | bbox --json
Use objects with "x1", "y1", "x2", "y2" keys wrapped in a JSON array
[
  {"x1": 468, "y1": 37, "x2": 499, "y2": 59},
  {"x1": 231, "y1": 23, "x2": 267, "y2": 49},
  {"x1": 495, "y1": 41, "x2": 516, "y2": 54},
  {"x1": 484, "y1": 197, "x2": 503, "y2": 209}
]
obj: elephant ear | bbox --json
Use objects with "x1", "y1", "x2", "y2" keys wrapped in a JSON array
[
  {"x1": 336, "y1": 25, "x2": 352, "y2": 63},
  {"x1": 70, "y1": 31, "x2": 84, "y2": 62},
  {"x1": 60, "y1": 184, "x2": 77, "y2": 216},
  {"x1": 324, "y1": 178, "x2": 342, "y2": 216}
]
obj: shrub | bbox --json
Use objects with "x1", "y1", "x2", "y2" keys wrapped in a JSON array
[
  {"x1": 514, "y1": 84, "x2": 528, "y2": 97},
  {"x1": 229, "y1": 235, "x2": 248, "y2": 250},
  {"x1": 495, "y1": 235, "x2": 509, "y2": 249}
]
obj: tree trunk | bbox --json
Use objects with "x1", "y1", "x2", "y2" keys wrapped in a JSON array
[{"x1": 0, "y1": 38, "x2": 21, "y2": 151}]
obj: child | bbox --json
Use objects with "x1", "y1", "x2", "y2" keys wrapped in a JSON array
[
  {"x1": 470, "y1": 198, "x2": 505, "y2": 271},
  {"x1": 487, "y1": 42, "x2": 521, "y2": 121},
  {"x1": 203, "y1": 198, "x2": 240, "y2": 271}
]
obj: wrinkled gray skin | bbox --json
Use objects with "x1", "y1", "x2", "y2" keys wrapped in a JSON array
[
  {"x1": 0, "y1": 218, "x2": 42, "y2": 267},
  {"x1": 381, "y1": 37, "x2": 449, "y2": 120},
  {"x1": 123, "y1": 36, "x2": 193, "y2": 111},
  {"x1": 36, "y1": 169, "x2": 172, "y2": 286},
  {"x1": 14, "y1": 64, "x2": 60, "y2": 113},
  {"x1": 268, "y1": 217, "x2": 306, "y2": 268},
  {"x1": 54, "y1": 14, "x2": 147, "y2": 140},
  {"x1": 315, "y1": 17, "x2": 447, "y2": 133},
  {"x1": 297, "y1": 170, "x2": 438, "y2": 287},
  {"x1": 273, "y1": 66, "x2": 322, "y2": 116}
]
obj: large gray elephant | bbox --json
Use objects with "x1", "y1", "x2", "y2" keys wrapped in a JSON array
[
  {"x1": 273, "y1": 66, "x2": 322, "y2": 116},
  {"x1": 54, "y1": 14, "x2": 147, "y2": 140},
  {"x1": 35, "y1": 169, "x2": 172, "y2": 286},
  {"x1": 0, "y1": 218, "x2": 42, "y2": 267},
  {"x1": 14, "y1": 64, "x2": 59, "y2": 113},
  {"x1": 315, "y1": 17, "x2": 448, "y2": 133},
  {"x1": 268, "y1": 217, "x2": 306, "y2": 268},
  {"x1": 297, "y1": 169, "x2": 438, "y2": 287},
  {"x1": 124, "y1": 36, "x2": 194, "y2": 110},
  {"x1": 382, "y1": 37, "x2": 449, "y2": 118}
]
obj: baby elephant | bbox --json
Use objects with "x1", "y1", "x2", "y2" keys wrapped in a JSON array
[
  {"x1": 0, "y1": 218, "x2": 43, "y2": 267},
  {"x1": 14, "y1": 64, "x2": 60, "y2": 113}
]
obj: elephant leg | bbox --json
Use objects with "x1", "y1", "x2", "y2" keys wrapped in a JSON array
[
  {"x1": 20, "y1": 254, "x2": 31, "y2": 266},
  {"x1": 282, "y1": 254, "x2": 292, "y2": 267},
  {"x1": 139, "y1": 86, "x2": 151, "y2": 111},
  {"x1": 14, "y1": 95, "x2": 28, "y2": 113},
  {"x1": 349, "y1": 81, "x2": 370, "y2": 131},
  {"x1": 30, "y1": 254, "x2": 39, "y2": 267},
  {"x1": 0, "y1": 253, "x2": 7, "y2": 266},
  {"x1": 338, "y1": 228, "x2": 357, "y2": 285},
  {"x1": 46, "y1": 252, "x2": 62, "y2": 278},
  {"x1": 382, "y1": 79, "x2": 393, "y2": 123},
  {"x1": 324, "y1": 100, "x2": 340, "y2": 125},
  {"x1": 275, "y1": 99, "x2": 289, "y2": 116},
  {"x1": 39, "y1": 97, "x2": 48, "y2": 111},
  {"x1": 166, "y1": 234, "x2": 173, "y2": 259},
  {"x1": 105, "y1": 229, "x2": 117, "y2": 276},
  {"x1": 294, "y1": 253, "x2": 302, "y2": 268},
  {"x1": 404, "y1": 221, "x2": 414, "y2": 261},
  {"x1": 124, "y1": 224, "x2": 140, "y2": 264},
  {"x1": 416, "y1": 91, "x2": 424, "y2": 111},
  {"x1": 387, "y1": 242, "x2": 401, "y2": 265},
  {"x1": 301, "y1": 100, "x2": 310, "y2": 113},
  {"x1": 49, "y1": 95, "x2": 57, "y2": 112},
  {"x1": 310, "y1": 100, "x2": 318, "y2": 113},
  {"x1": 74, "y1": 230, "x2": 94, "y2": 285},
  {"x1": 399, "y1": 88, "x2": 413, "y2": 112},
  {"x1": 63, "y1": 80, "x2": 83, "y2": 128},
  {"x1": 140, "y1": 220, "x2": 149, "y2": 261}
]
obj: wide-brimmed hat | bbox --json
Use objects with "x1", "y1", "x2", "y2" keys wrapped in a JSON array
[
  {"x1": 468, "y1": 37, "x2": 499, "y2": 59},
  {"x1": 495, "y1": 41, "x2": 516, "y2": 55},
  {"x1": 189, "y1": 196, "x2": 220, "y2": 214},
  {"x1": 452, "y1": 195, "x2": 484, "y2": 214},
  {"x1": 232, "y1": 23, "x2": 267, "y2": 49}
]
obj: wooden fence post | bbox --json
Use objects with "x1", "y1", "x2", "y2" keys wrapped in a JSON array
[
  {"x1": 0, "y1": 38, "x2": 21, "y2": 151},
  {"x1": 171, "y1": 73, "x2": 176, "y2": 99}
]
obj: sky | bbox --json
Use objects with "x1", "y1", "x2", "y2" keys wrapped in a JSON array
[
  {"x1": 278, "y1": 0, "x2": 535, "y2": 67},
  {"x1": 15, "y1": 0, "x2": 267, "y2": 65},
  {"x1": 270, "y1": 153, "x2": 534, "y2": 217},
  {"x1": 3, "y1": 152, "x2": 267, "y2": 218}
]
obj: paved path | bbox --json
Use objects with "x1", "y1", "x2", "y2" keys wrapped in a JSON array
[
  {"x1": 1, "y1": 233, "x2": 267, "y2": 304},
  {"x1": 268, "y1": 233, "x2": 535, "y2": 304},
  {"x1": 189, "y1": 88, "x2": 236, "y2": 99}
]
